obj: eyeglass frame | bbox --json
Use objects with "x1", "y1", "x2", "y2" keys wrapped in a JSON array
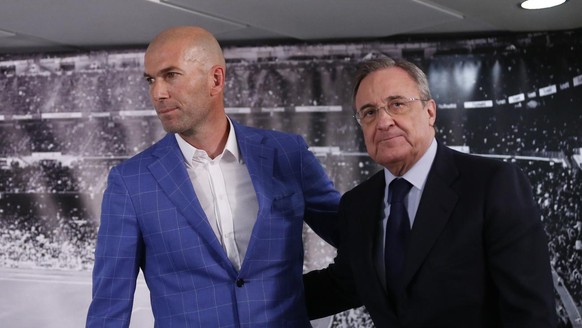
[{"x1": 353, "y1": 96, "x2": 429, "y2": 126}]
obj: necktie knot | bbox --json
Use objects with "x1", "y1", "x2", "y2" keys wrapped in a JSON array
[{"x1": 389, "y1": 178, "x2": 412, "y2": 205}]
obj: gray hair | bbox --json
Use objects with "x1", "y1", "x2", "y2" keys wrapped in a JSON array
[{"x1": 352, "y1": 57, "x2": 432, "y2": 106}]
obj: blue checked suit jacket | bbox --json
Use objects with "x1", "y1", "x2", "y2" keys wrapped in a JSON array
[{"x1": 86, "y1": 119, "x2": 340, "y2": 328}]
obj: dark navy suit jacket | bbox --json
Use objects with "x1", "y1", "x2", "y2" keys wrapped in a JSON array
[{"x1": 305, "y1": 142, "x2": 556, "y2": 327}]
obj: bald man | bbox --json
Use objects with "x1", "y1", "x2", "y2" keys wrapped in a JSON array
[{"x1": 86, "y1": 26, "x2": 340, "y2": 327}]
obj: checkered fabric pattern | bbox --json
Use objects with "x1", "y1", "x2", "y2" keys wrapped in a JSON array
[{"x1": 87, "y1": 120, "x2": 340, "y2": 327}]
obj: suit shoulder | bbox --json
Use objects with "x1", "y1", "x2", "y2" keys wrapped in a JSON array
[
  {"x1": 238, "y1": 124, "x2": 306, "y2": 146},
  {"x1": 343, "y1": 170, "x2": 384, "y2": 199},
  {"x1": 241, "y1": 124, "x2": 300, "y2": 138},
  {"x1": 446, "y1": 146, "x2": 525, "y2": 177},
  {"x1": 111, "y1": 135, "x2": 172, "y2": 173}
]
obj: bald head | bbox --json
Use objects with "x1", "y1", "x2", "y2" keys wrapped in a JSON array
[
  {"x1": 146, "y1": 26, "x2": 225, "y2": 71},
  {"x1": 143, "y1": 26, "x2": 229, "y2": 155}
]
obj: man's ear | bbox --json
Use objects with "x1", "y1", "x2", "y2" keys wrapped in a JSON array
[
  {"x1": 209, "y1": 65, "x2": 225, "y2": 96},
  {"x1": 426, "y1": 99, "x2": 437, "y2": 127}
]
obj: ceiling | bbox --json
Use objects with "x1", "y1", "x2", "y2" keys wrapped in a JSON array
[{"x1": 0, "y1": 0, "x2": 581, "y2": 54}]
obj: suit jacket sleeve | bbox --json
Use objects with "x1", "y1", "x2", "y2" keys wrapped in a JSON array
[
  {"x1": 295, "y1": 135, "x2": 341, "y2": 247},
  {"x1": 484, "y1": 163, "x2": 556, "y2": 327},
  {"x1": 303, "y1": 195, "x2": 363, "y2": 319},
  {"x1": 86, "y1": 166, "x2": 144, "y2": 328}
]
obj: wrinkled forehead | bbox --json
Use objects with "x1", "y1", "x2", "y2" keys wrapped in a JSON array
[{"x1": 355, "y1": 68, "x2": 420, "y2": 105}]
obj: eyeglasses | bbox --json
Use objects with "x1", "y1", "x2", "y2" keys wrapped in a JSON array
[{"x1": 354, "y1": 97, "x2": 428, "y2": 125}]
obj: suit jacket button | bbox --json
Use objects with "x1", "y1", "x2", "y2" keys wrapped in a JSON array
[{"x1": 236, "y1": 278, "x2": 245, "y2": 287}]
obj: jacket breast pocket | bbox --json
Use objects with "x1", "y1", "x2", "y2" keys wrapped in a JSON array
[
  {"x1": 271, "y1": 192, "x2": 304, "y2": 218},
  {"x1": 265, "y1": 192, "x2": 305, "y2": 244}
]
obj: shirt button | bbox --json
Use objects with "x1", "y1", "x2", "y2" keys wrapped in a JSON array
[{"x1": 236, "y1": 278, "x2": 245, "y2": 287}]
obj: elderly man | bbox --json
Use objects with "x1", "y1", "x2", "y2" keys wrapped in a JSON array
[{"x1": 304, "y1": 57, "x2": 556, "y2": 327}]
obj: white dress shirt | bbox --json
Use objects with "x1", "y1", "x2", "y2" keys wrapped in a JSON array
[
  {"x1": 375, "y1": 138, "x2": 437, "y2": 289},
  {"x1": 175, "y1": 119, "x2": 259, "y2": 271}
]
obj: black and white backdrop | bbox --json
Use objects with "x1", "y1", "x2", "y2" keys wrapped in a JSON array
[{"x1": 0, "y1": 29, "x2": 581, "y2": 327}]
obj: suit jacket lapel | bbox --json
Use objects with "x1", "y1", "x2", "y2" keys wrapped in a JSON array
[
  {"x1": 148, "y1": 134, "x2": 230, "y2": 267},
  {"x1": 355, "y1": 171, "x2": 386, "y2": 282},
  {"x1": 401, "y1": 143, "x2": 459, "y2": 289},
  {"x1": 351, "y1": 171, "x2": 399, "y2": 311},
  {"x1": 231, "y1": 122, "x2": 275, "y2": 274},
  {"x1": 233, "y1": 123, "x2": 274, "y2": 216}
]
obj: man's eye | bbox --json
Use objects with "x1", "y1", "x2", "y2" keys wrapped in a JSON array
[
  {"x1": 390, "y1": 101, "x2": 410, "y2": 112},
  {"x1": 166, "y1": 72, "x2": 178, "y2": 79},
  {"x1": 144, "y1": 77, "x2": 154, "y2": 85},
  {"x1": 362, "y1": 108, "x2": 377, "y2": 117}
]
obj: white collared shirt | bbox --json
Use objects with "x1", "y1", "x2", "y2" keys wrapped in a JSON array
[
  {"x1": 175, "y1": 119, "x2": 258, "y2": 271},
  {"x1": 375, "y1": 138, "x2": 438, "y2": 289}
]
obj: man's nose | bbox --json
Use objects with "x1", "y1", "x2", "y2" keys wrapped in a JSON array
[
  {"x1": 376, "y1": 107, "x2": 395, "y2": 128},
  {"x1": 150, "y1": 81, "x2": 169, "y2": 101}
]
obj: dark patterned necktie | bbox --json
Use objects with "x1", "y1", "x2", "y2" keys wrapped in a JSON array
[{"x1": 385, "y1": 178, "x2": 412, "y2": 294}]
